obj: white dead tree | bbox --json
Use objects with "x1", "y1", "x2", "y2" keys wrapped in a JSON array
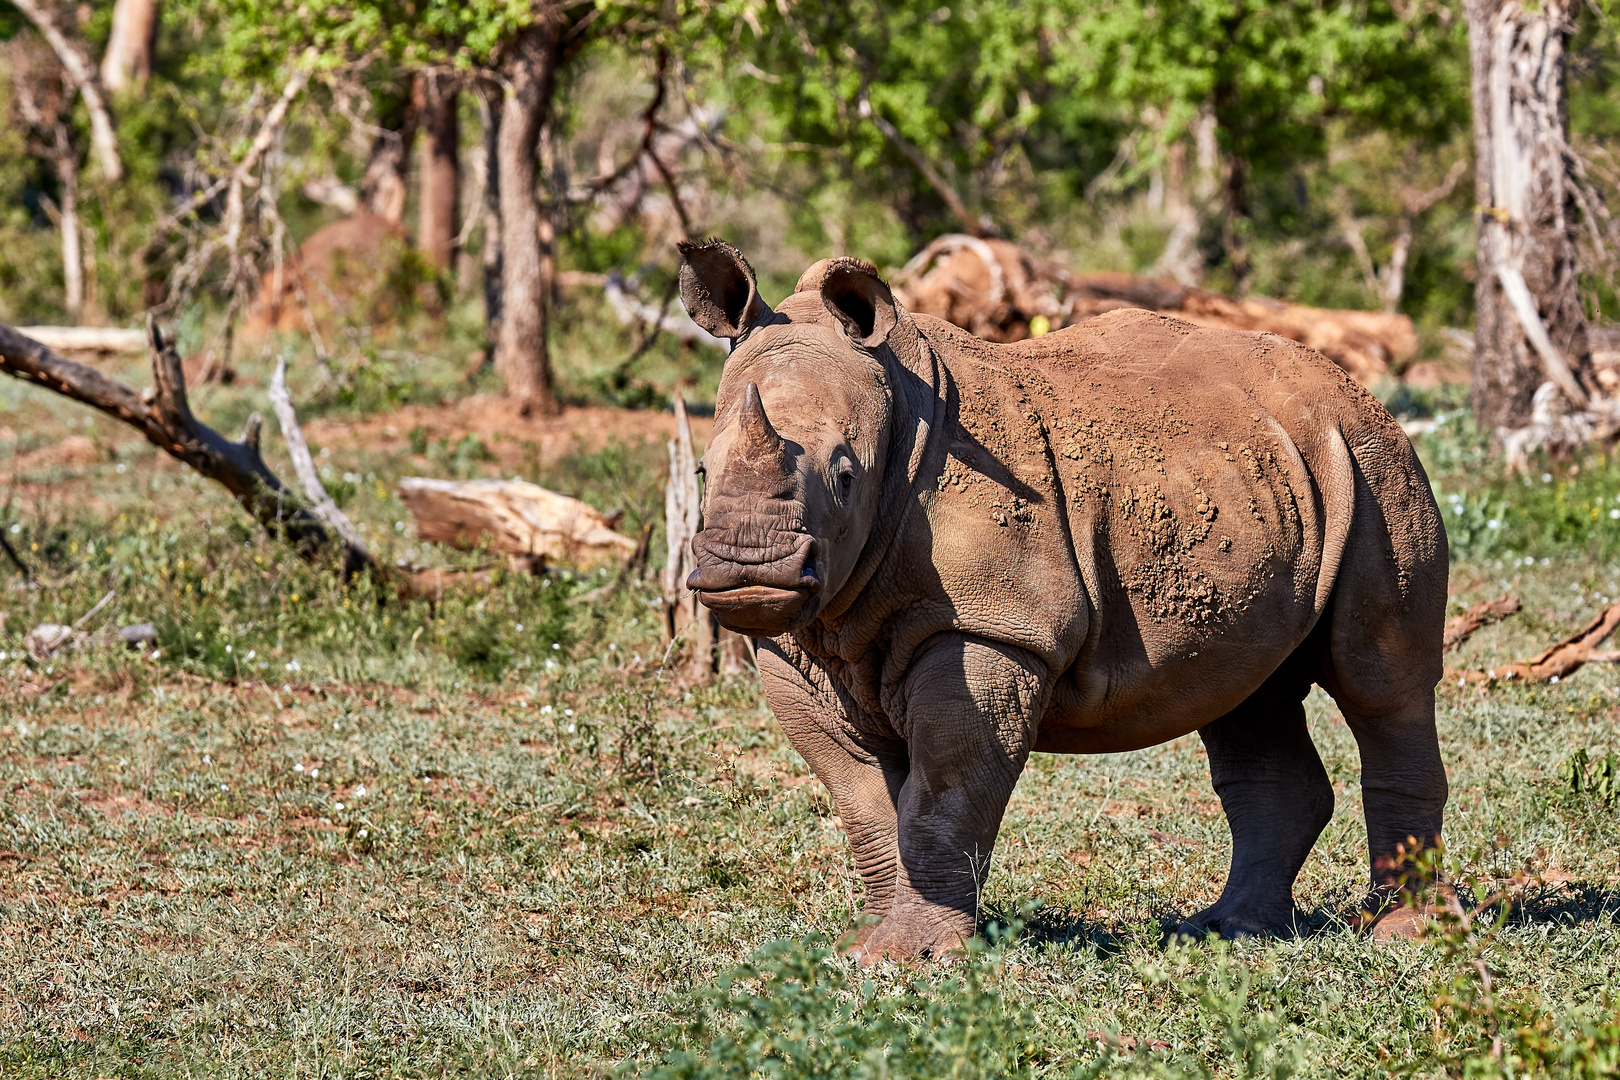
[{"x1": 1465, "y1": 0, "x2": 1612, "y2": 447}]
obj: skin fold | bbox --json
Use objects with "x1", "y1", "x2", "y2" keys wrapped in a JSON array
[{"x1": 678, "y1": 240, "x2": 1449, "y2": 963}]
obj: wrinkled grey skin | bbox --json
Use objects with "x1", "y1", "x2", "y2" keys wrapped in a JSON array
[{"x1": 678, "y1": 240, "x2": 1449, "y2": 963}]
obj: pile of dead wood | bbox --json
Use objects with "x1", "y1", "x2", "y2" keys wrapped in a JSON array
[
  {"x1": 1443, "y1": 591, "x2": 1620, "y2": 685},
  {"x1": 891, "y1": 235, "x2": 1418, "y2": 386}
]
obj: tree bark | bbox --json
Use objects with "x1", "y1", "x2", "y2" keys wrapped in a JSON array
[
  {"x1": 360, "y1": 75, "x2": 421, "y2": 225},
  {"x1": 100, "y1": 0, "x2": 159, "y2": 95},
  {"x1": 1466, "y1": 0, "x2": 1595, "y2": 433},
  {"x1": 417, "y1": 74, "x2": 460, "y2": 271},
  {"x1": 495, "y1": 18, "x2": 564, "y2": 417}
]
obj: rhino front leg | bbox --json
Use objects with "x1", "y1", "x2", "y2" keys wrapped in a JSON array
[
  {"x1": 854, "y1": 635, "x2": 1045, "y2": 965},
  {"x1": 756, "y1": 641, "x2": 909, "y2": 938}
]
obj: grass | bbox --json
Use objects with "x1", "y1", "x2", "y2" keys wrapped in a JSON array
[{"x1": 0, "y1": 340, "x2": 1618, "y2": 1077}]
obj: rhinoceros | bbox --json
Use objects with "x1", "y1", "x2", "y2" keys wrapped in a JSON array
[{"x1": 678, "y1": 240, "x2": 1448, "y2": 962}]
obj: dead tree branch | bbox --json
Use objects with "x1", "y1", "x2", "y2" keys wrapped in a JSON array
[
  {"x1": 0, "y1": 317, "x2": 330, "y2": 553},
  {"x1": 144, "y1": 51, "x2": 316, "y2": 261},
  {"x1": 856, "y1": 89, "x2": 988, "y2": 238},
  {"x1": 10, "y1": 0, "x2": 121, "y2": 181},
  {"x1": 268, "y1": 358, "x2": 376, "y2": 576}
]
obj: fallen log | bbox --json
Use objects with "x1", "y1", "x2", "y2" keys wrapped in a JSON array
[
  {"x1": 1450, "y1": 601, "x2": 1620, "y2": 685},
  {"x1": 14, "y1": 326, "x2": 148, "y2": 353},
  {"x1": 397, "y1": 477, "x2": 638, "y2": 571},
  {"x1": 0, "y1": 317, "x2": 331, "y2": 553},
  {"x1": 1443, "y1": 594, "x2": 1521, "y2": 651},
  {"x1": 891, "y1": 235, "x2": 1417, "y2": 386}
]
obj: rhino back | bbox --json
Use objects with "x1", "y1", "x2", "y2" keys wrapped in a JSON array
[{"x1": 886, "y1": 307, "x2": 1421, "y2": 751}]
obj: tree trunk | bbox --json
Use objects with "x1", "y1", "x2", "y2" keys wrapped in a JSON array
[
  {"x1": 100, "y1": 0, "x2": 159, "y2": 95},
  {"x1": 57, "y1": 164, "x2": 82, "y2": 319},
  {"x1": 479, "y1": 87, "x2": 504, "y2": 356},
  {"x1": 495, "y1": 19, "x2": 563, "y2": 417},
  {"x1": 44, "y1": 123, "x2": 83, "y2": 319},
  {"x1": 417, "y1": 75, "x2": 459, "y2": 271},
  {"x1": 359, "y1": 75, "x2": 421, "y2": 225},
  {"x1": 1467, "y1": 0, "x2": 1594, "y2": 433}
]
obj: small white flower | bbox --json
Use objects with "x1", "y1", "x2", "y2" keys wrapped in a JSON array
[
  {"x1": 118, "y1": 758, "x2": 127, "y2": 766},
  {"x1": 517, "y1": 700, "x2": 526, "y2": 708},
  {"x1": 225, "y1": 645, "x2": 233, "y2": 653},
  {"x1": 335, "y1": 802, "x2": 345, "y2": 811},
  {"x1": 309, "y1": 768, "x2": 319, "y2": 778},
  {"x1": 333, "y1": 722, "x2": 341, "y2": 730},
  {"x1": 1543, "y1": 473, "x2": 1553, "y2": 483},
  {"x1": 551, "y1": 643, "x2": 561, "y2": 650},
  {"x1": 203, "y1": 754, "x2": 211, "y2": 764},
  {"x1": 515, "y1": 623, "x2": 524, "y2": 632},
  {"x1": 564, "y1": 708, "x2": 574, "y2": 717},
  {"x1": 394, "y1": 521, "x2": 405, "y2": 531},
  {"x1": 545, "y1": 659, "x2": 557, "y2": 670},
  {"x1": 1543, "y1": 558, "x2": 1551, "y2": 566},
  {"x1": 295, "y1": 763, "x2": 305, "y2": 772},
  {"x1": 355, "y1": 786, "x2": 367, "y2": 797},
  {"x1": 116, "y1": 463, "x2": 126, "y2": 473},
  {"x1": 357, "y1": 829, "x2": 368, "y2": 838},
  {"x1": 1609, "y1": 509, "x2": 1619, "y2": 520},
  {"x1": 282, "y1": 684, "x2": 291, "y2": 692},
  {"x1": 246, "y1": 649, "x2": 256, "y2": 660},
  {"x1": 540, "y1": 705, "x2": 552, "y2": 714},
  {"x1": 1550, "y1": 675, "x2": 1560, "y2": 684},
  {"x1": 1487, "y1": 519, "x2": 1500, "y2": 529},
  {"x1": 285, "y1": 660, "x2": 300, "y2": 672},
  {"x1": 608, "y1": 643, "x2": 617, "y2": 651},
  {"x1": 566, "y1": 724, "x2": 576, "y2": 733},
  {"x1": 220, "y1": 784, "x2": 228, "y2": 791}
]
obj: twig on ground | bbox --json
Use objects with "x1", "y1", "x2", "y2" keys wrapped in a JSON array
[
  {"x1": 71, "y1": 590, "x2": 115, "y2": 630},
  {"x1": 1443, "y1": 594, "x2": 1521, "y2": 651}
]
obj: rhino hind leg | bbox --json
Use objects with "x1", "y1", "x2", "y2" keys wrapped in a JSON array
[
  {"x1": 1317, "y1": 449, "x2": 1449, "y2": 940},
  {"x1": 1179, "y1": 659, "x2": 1333, "y2": 940}
]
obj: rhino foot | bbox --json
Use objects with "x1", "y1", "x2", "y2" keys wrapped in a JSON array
[
  {"x1": 1350, "y1": 885, "x2": 1455, "y2": 941},
  {"x1": 1167, "y1": 900, "x2": 1304, "y2": 943},
  {"x1": 845, "y1": 913, "x2": 970, "y2": 966}
]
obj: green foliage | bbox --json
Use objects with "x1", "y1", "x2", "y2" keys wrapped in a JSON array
[
  {"x1": 1559, "y1": 748, "x2": 1619, "y2": 807},
  {"x1": 1407, "y1": 848, "x2": 1620, "y2": 1080}
]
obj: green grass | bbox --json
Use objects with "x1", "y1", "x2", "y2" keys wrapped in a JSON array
[{"x1": 0, "y1": 351, "x2": 1617, "y2": 1077}]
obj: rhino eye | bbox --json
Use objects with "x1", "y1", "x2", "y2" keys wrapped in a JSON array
[{"x1": 837, "y1": 462, "x2": 855, "y2": 494}]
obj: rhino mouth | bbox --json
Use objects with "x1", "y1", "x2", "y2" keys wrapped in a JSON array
[{"x1": 686, "y1": 557, "x2": 821, "y2": 635}]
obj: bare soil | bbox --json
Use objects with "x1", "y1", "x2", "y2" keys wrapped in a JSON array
[{"x1": 305, "y1": 396, "x2": 714, "y2": 469}]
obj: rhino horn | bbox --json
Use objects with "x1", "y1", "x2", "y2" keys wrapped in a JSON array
[{"x1": 738, "y1": 382, "x2": 786, "y2": 464}]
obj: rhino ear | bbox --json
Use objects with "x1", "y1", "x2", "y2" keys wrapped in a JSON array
[
  {"x1": 820, "y1": 260, "x2": 898, "y2": 348},
  {"x1": 678, "y1": 239, "x2": 770, "y2": 340}
]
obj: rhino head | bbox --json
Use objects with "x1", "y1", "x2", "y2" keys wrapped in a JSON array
[{"x1": 678, "y1": 240, "x2": 906, "y2": 636}]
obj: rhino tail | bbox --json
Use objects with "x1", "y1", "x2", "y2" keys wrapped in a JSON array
[{"x1": 1311, "y1": 426, "x2": 1356, "y2": 622}]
